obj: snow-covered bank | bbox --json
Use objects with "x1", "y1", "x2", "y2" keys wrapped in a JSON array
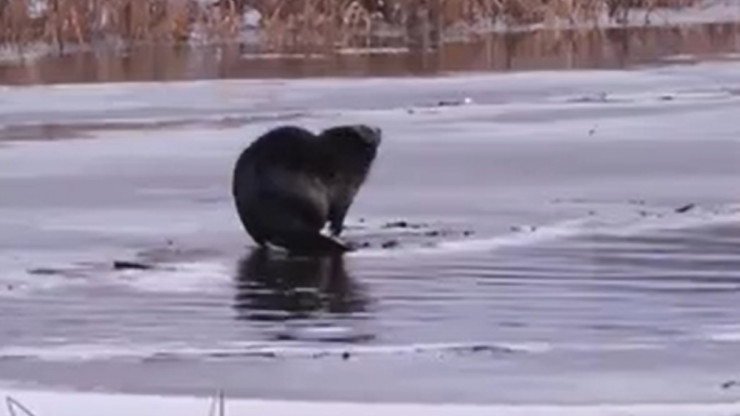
[{"x1": 2, "y1": 388, "x2": 740, "y2": 416}]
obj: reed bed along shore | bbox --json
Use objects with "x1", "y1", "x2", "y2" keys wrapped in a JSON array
[{"x1": 0, "y1": 0, "x2": 722, "y2": 58}]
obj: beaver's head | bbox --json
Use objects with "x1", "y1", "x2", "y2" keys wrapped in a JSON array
[{"x1": 317, "y1": 124, "x2": 382, "y2": 179}]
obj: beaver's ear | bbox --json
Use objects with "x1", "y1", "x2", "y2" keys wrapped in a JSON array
[{"x1": 348, "y1": 125, "x2": 382, "y2": 147}]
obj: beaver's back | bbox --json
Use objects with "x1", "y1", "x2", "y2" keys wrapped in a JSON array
[{"x1": 232, "y1": 126, "x2": 332, "y2": 222}]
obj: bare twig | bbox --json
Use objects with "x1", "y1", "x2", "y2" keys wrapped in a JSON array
[
  {"x1": 219, "y1": 390, "x2": 224, "y2": 416},
  {"x1": 207, "y1": 390, "x2": 225, "y2": 416},
  {"x1": 5, "y1": 396, "x2": 38, "y2": 416}
]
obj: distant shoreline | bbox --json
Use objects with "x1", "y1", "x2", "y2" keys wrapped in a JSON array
[
  {"x1": 1, "y1": 1, "x2": 739, "y2": 64},
  {"x1": 2, "y1": 20, "x2": 740, "y2": 86}
]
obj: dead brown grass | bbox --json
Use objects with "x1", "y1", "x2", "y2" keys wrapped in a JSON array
[{"x1": 0, "y1": 0, "x2": 703, "y2": 54}]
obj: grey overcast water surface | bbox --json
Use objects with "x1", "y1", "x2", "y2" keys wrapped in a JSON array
[{"x1": 1, "y1": 60, "x2": 740, "y2": 405}]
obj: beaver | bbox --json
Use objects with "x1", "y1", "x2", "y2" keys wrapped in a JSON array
[{"x1": 232, "y1": 124, "x2": 382, "y2": 254}]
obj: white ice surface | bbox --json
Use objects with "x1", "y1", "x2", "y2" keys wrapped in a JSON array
[
  {"x1": 2, "y1": 57, "x2": 740, "y2": 406},
  {"x1": 2, "y1": 388, "x2": 740, "y2": 416}
]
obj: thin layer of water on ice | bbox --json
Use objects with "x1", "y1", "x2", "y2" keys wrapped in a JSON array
[{"x1": 1, "y1": 59, "x2": 740, "y2": 404}]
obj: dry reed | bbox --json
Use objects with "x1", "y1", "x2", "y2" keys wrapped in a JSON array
[{"x1": 0, "y1": 0, "x2": 704, "y2": 55}]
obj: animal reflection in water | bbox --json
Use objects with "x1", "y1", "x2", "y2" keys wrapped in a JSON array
[{"x1": 233, "y1": 248, "x2": 372, "y2": 326}]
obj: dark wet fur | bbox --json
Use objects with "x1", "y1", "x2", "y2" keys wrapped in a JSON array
[{"x1": 232, "y1": 124, "x2": 381, "y2": 254}]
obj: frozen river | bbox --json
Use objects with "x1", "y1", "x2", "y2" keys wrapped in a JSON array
[{"x1": 1, "y1": 58, "x2": 740, "y2": 412}]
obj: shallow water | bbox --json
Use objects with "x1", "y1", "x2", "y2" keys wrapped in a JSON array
[{"x1": 1, "y1": 59, "x2": 740, "y2": 406}]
